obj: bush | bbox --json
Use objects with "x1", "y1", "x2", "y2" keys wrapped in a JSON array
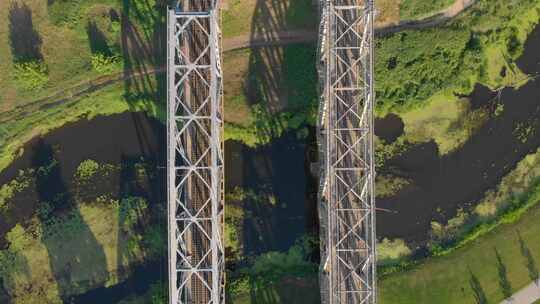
[
  {"x1": 119, "y1": 196, "x2": 148, "y2": 228},
  {"x1": 377, "y1": 238, "x2": 412, "y2": 266},
  {"x1": 91, "y1": 53, "x2": 119, "y2": 74},
  {"x1": 13, "y1": 61, "x2": 49, "y2": 90},
  {"x1": 142, "y1": 225, "x2": 165, "y2": 257},
  {"x1": 149, "y1": 281, "x2": 167, "y2": 304},
  {"x1": 75, "y1": 159, "x2": 100, "y2": 180},
  {"x1": 228, "y1": 236, "x2": 318, "y2": 297},
  {"x1": 0, "y1": 174, "x2": 31, "y2": 212},
  {"x1": 430, "y1": 180, "x2": 540, "y2": 256},
  {"x1": 375, "y1": 27, "x2": 478, "y2": 111}
]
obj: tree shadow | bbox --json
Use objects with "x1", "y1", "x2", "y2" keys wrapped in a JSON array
[
  {"x1": 31, "y1": 139, "x2": 109, "y2": 301},
  {"x1": 86, "y1": 21, "x2": 113, "y2": 57},
  {"x1": 8, "y1": 1, "x2": 43, "y2": 63},
  {"x1": 468, "y1": 267, "x2": 488, "y2": 304},
  {"x1": 494, "y1": 247, "x2": 513, "y2": 299},
  {"x1": 517, "y1": 230, "x2": 539, "y2": 285}
]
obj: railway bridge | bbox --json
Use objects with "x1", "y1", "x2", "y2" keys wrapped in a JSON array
[{"x1": 166, "y1": 0, "x2": 375, "y2": 303}]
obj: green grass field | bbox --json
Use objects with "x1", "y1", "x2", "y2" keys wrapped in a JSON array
[
  {"x1": 0, "y1": 196, "x2": 156, "y2": 303},
  {"x1": 0, "y1": 81, "x2": 162, "y2": 173},
  {"x1": 0, "y1": 0, "x2": 127, "y2": 111},
  {"x1": 400, "y1": 0, "x2": 454, "y2": 20},
  {"x1": 379, "y1": 195, "x2": 540, "y2": 304},
  {"x1": 222, "y1": 0, "x2": 316, "y2": 38},
  {"x1": 0, "y1": 159, "x2": 164, "y2": 303}
]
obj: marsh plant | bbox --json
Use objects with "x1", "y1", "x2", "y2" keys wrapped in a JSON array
[{"x1": 13, "y1": 61, "x2": 49, "y2": 91}]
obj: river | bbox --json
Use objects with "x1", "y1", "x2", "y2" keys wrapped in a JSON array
[
  {"x1": 377, "y1": 23, "x2": 540, "y2": 244},
  {"x1": 0, "y1": 20, "x2": 538, "y2": 304}
]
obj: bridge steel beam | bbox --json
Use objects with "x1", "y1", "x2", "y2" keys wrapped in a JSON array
[
  {"x1": 317, "y1": 0, "x2": 376, "y2": 303},
  {"x1": 167, "y1": 1, "x2": 224, "y2": 303}
]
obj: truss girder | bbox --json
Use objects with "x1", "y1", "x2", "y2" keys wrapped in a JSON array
[
  {"x1": 167, "y1": 2, "x2": 224, "y2": 304},
  {"x1": 318, "y1": 1, "x2": 376, "y2": 303}
]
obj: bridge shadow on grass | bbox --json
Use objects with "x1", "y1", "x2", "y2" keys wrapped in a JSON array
[
  {"x1": 517, "y1": 230, "x2": 539, "y2": 285},
  {"x1": 31, "y1": 140, "x2": 109, "y2": 302},
  {"x1": 242, "y1": 0, "x2": 318, "y2": 142},
  {"x1": 8, "y1": 1, "x2": 43, "y2": 63},
  {"x1": 468, "y1": 266, "x2": 488, "y2": 304},
  {"x1": 120, "y1": 0, "x2": 167, "y2": 107},
  {"x1": 225, "y1": 133, "x2": 309, "y2": 256},
  {"x1": 494, "y1": 247, "x2": 513, "y2": 299}
]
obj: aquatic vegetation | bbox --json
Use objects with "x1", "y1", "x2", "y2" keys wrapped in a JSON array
[
  {"x1": 400, "y1": 94, "x2": 489, "y2": 155},
  {"x1": 375, "y1": 136, "x2": 412, "y2": 169},
  {"x1": 0, "y1": 174, "x2": 30, "y2": 212},
  {"x1": 149, "y1": 281, "x2": 167, "y2": 304},
  {"x1": 377, "y1": 238, "x2": 412, "y2": 266},
  {"x1": 376, "y1": 174, "x2": 411, "y2": 198},
  {"x1": 379, "y1": 199, "x2": 540, "y2": 304},
  {"x1": 75, "y1": 159, "x2": 100, "y2": 180},
  {"x1": 424, "y1": 147, "x2": 540, "y2": 257},
  {"x1": 514, "y1": 121, "x2": 536, "y2": 144},
  {"x1": 228, "y1": 237, "x2": 318, "y2": 299}
]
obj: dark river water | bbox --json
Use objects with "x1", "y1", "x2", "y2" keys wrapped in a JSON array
[
  {"x1": 225, "y1": 130, "x2": 318, "y2": 256},
  {"x1": 0, "y1": 21, "x2": 538, "y2": 304},
  {"x1": 377, "y1": 23, "x2": 540, "y2": 243}
]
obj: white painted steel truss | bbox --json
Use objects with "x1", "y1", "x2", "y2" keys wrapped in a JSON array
[
  {"x1": 167, "y1": 2, "x2": 224, "y2": 303},
  {"x1": 318, "y1": 1, "x2": 376, "y2": 303}
]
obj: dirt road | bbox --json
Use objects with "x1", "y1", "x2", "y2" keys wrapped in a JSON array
[
  {"x1": 1, "y1": 0, "x2": 477, "y2": 122},
  {"x1": 223, "y1": 0, "x2": 477, "y2": 51}
]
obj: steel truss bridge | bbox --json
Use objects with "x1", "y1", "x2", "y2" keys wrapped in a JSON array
[
  {"x1": 167, "y1": 1, "x2": 224, "y2": 303},
  {"x1": 166, "y1": 0, "x2": 376, "y2": 303},
  {"x1": 317, "y1": 0, "x2": 377, "y2": 303}
]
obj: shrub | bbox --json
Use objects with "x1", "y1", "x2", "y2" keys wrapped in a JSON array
[
  {"x1": 13, "y1": 61, "x2": 48, "y2": 90},
  {"x1": 47, "y1": 0, "x2": 85, "y2": 27},
  {"x1": 149, "y1": 281, "x2": 167, "y2": 304},
  {"x1": 142, "y1": 225, "x2": 165, "y2": 257},
  {"x1": 119, "y1": 196, "x2": 148, "y2": 229},
  {"x1": 90, "y1": 53, "x2": 119, "y2": 74},
  {"x1": 0, "y1": 174, "x2": 31, "y2": 212},
  {"x1": 75, "y1": 159, "x2": 100, "y2": 180},
  {"x1": 377, "y1": 238, "x2": 412, "y2": 266}
]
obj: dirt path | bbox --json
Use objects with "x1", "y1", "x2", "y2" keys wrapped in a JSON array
[
  {"x1": 1, "y1": 0, "x2": 477, "y2": 123},
  {"x1": 0, "y1": 68, "x2": 164, "y2": 124},
  {"x1": 378, "y1": 0, "x2": 476, "y2": 35},
  {"x1": 224, "y1": 0, "x2": 477, "y2": 51}
]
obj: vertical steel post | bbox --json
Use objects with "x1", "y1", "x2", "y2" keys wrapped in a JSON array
[{"x1": 167, "y1": 8, "x2": 178, "y2": 304}]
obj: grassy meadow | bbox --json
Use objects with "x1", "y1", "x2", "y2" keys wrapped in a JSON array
[{"x1": 379, "y1": 193, "x2": 540, "y2": 304}]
